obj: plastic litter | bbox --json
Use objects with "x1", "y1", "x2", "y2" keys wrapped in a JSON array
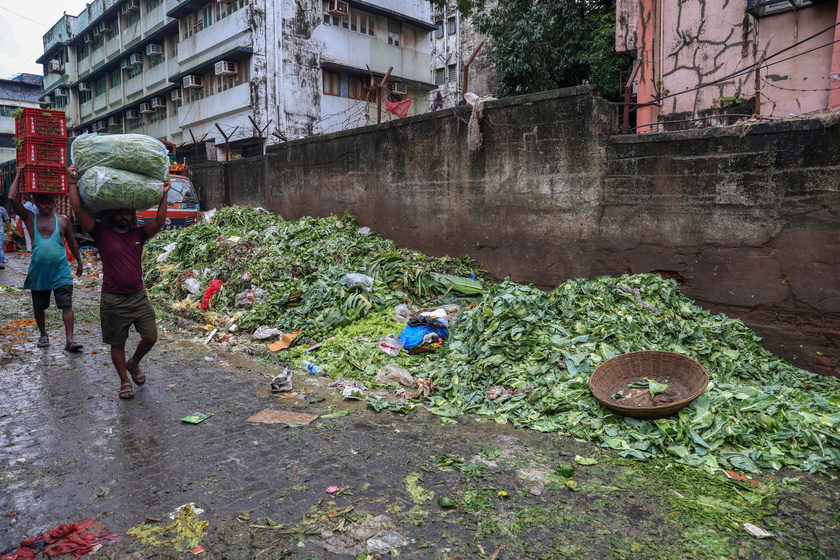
[
  {"x1": 200, "y1": 280, "x2": 223, "y2": 310},
  {"x1": 253, "y1": 326, "x2": 283, "y2": 340},
  {"x1": 374, "y1": 364, "x2": 415, "y2": 387},
  {"x1": 302, "y1": 360, "x2": 326, "y2": 376},
  {"x1": 344, "y1": 273, "x2": 374, "y2": 291},
  {"x1": 270, "y1": 368, "x2": 293, "y2": 392},
  {"x1": 182, "y1": 277, "x2": 201, "y2": 295},
  {"x1": 394, "y1": 304, "x2": 413, "y2": 323},
  {"x1": 377, "y1": 334, "x2": 403, "y2": 356},
  {"x1": 357, "y1": 227, "x2": 372, "y2": 235}
]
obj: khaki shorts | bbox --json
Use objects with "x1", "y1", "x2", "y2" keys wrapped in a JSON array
[{"x1": 100, "y1": 289, "x2": 157, "y2": 346}]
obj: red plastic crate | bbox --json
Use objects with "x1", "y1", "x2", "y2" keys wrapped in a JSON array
[
  {"x1": 22, "y1": 164, "x2": 68, "y2": 194},
  {"x1": 15, "y1": 108, "x2": 67, "y2": 139},
  {"x1": 16, "y1": 138, "x2": 68, "y2": 166}
]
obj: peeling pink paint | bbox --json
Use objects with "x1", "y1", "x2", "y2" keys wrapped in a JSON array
[{"x1": 616, "y1": 0, "x2": 840, "y2": 132}]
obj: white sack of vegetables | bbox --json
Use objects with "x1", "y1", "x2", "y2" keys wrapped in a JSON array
[
  {"x1": 71, "y1": 132, "x2": 170, "y2": 182},
  {"x1": 78, "y1": 165, "x2": 163, "y2": 216}
]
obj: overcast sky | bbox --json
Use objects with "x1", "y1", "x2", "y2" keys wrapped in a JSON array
[{"x1": 0, "y1": 1, "x2": 91, "y2": 79}]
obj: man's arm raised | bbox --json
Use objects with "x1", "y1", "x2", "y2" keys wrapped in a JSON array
[
  {"x1": 143, "y1": 182, "x2": 171, "y2": 238},
  {"x1": 67, "y1": 165, "x2": 96, "y2": 233}
]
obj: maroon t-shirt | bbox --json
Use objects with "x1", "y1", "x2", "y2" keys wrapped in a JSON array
[{"x1": 91, "y1": 222, "x2": 149, "y2": 294}]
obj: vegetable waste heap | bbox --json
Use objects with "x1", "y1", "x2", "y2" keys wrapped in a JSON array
[{"x1": 144, "y1": 207, "x2": 840, "y2": 475}]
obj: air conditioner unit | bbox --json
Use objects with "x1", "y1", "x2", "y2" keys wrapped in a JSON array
[
  {"x1": 214, "y1": 61, "x2": 237, "y2": 76},
  {"x1": 93, "y1": 26, "x2": 101, "y2": 37},
  {"x1": 121, "y1": 59, "x2": 133, "y2": 70},
  {"x1": 390, "y1": 82, "x2": 407, "y2": 95},
  {"x1": 139, "y1": 102, "x2": 155, "y2": 113},
  {"x1": 78, "y1": 82, "x2": 91, "y2": 91},
  {"x1": 125, "y1": 109, "x2": 141, "y2": 120},
  {"x1": 182, "y1": 75, "x2": 203, "y2": 89},
  {"x1": 84, "y1": 33, "x2": 95, "y2": 44},
  {"x1": 122, "y1": 0, "x2": 140, "y2": 13},
  {"x1": 150, "y1": 97, "x2": 165, "y2": 108},
  {"x1": 91, "y1": 121, "x2": 106, "y2": 131},
  {"x1": 171, "y1": 88, "x2": 182, "y2": 101},
  {"x1": 129, "y1": 53, "x2": 143, "y2": 66},
  {"x1": 54, "y1": 88, "x2": 68, "y2": 97},
  {"x1": 327, "y1": 0, "x2": 349, "y2": 15},
  {"x1": 42, "y1": 96, "x2": 54, "y2": 104},
  {"x1": 108, "y1": 116, "x2": 122, "y2": 127},
  {"x1": 49, "y1": 59, "x2": 63, "y2": 73},
  {"x1": 145, "y1": 43, "x2": 163, "y2": 56},
  {"x1": 98, "y1": 21, "x2": 113, "y2": 34}
]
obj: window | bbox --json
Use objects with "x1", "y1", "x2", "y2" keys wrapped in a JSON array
[
  {"x1": 435, "y1": 21, "x2": 443, "y2": 39},
  {"x1": 80, "y1": 90, "x2": 92, "y2": 103},
  {"x1": 183, "y1": 8, "x2": 212, "y2": 39},
  {"x1": 130, "y1": 117, "x2": 144, "y2": 130},
  {"x1": 387, "y1": 20, "x2": 401, "y2": 47},
  {"x1": 186, "y1": 86, "x2": 205, "y2": 103},
  {"x1": 128, "y1": 64, "x2": 143, "y2": 79},
  {"x1": 78, "y1": 44, "x2": 90, "y2": 61},
  {"x1": 149, "y1": 55, "x2": 165, "y2": 68},
  {"x1": 448, "y1": 64, "x2": 457, "y2": 83},
  {"x1": 148, "y1": 0, "x2": 162, "y2": 10},
  {"x1": 91, "y1": 36, "x2": 104, "y2": 51},
  {"x1": 323, "y1": 70, "x2": 341, "y2": 96},
  {"x1": 447, "y1": 17, "x2": 456, "y2": 35},
  {"x1": 126, "y1": 11, "x2": 140, "y2": 25},
  {"x1": 434, "y1": 68, "x2": 445, "y2": 86},
  {"x1": 360, "y1": 13, "x2": 374, "y2": 36},
  {"x1": 747, "y1": 0, "x2": 817, "y2": 16},
  {"x1": 110, "y1": 70, "x2": 122, "y2": 88},
  {"x1": 95, "y1": 78, "x2": 107, "y2": 96},
  {"x1": 171, "y1": 36, "x2": 179, "y2": 57},
  {"x1": 150, "y1": 107, "x2": 168, "y2": 122},
  {"x1": 218, "y1": 0, "x2": 246, "y2": 19},
  {"x1": 107, "y1": 28, "x2": 119, "y2": 41},
  {"x1": 217, "y1": 74, "x2": 238, "y2": 92},
  {"x1": 348, "y1": 75, "x2": 366, "y2": 100}
]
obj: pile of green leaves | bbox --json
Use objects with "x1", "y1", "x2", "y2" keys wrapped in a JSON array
[
  {"x1": 143, "y1": 207, "x2": 485, "y2": 338},
  {"x1": 421, "y1": 276, "x2": 840, "y2": 474},
  {"x1": 143, "y1": 208, "x2": 840, "y2": 474}
]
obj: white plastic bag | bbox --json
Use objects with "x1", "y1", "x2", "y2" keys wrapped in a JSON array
[
  {"x1": 377, "y1": 334, "x2": 404, "y2": 356},
  {"x1": 345, "y1": 273, "x2": 374, "y2": 291}
]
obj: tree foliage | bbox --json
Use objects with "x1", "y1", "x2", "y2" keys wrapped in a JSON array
[{"x1": 446, "y1": 0, "x2": 631, "y2": 101}]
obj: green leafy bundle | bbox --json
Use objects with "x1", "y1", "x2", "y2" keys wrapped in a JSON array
[
  {"x1": 72, "y1": 132, "x2": 170, "y2": 181},
  {"x1": 78, "y1": 166, "x2": 163, "y2": 216}
]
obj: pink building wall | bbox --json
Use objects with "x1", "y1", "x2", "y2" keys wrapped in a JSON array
[{"x1": 616, "y1": 0, "x2": 840, "y2": 132}]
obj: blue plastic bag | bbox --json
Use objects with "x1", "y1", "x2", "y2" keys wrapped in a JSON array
[{"x1": 399, "y1": 323, "x2": 448, "y2": 351}]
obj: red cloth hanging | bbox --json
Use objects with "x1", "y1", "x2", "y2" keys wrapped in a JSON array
[{"x1": 385, "y1": 98, "x2": 412, "y2": 119}]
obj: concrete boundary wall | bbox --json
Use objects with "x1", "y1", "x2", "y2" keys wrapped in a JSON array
[{"x1": 191, "y1": 87, "x2": 840, "y2": 374}]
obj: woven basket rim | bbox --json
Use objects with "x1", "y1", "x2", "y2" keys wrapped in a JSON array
[{"x1": 589, "y1": 350, "x2": 709, "y2": 416}]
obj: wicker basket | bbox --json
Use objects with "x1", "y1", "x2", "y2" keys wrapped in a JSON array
[{"x1": 589, "y1": 350, "x2": 709, "y2": 419}]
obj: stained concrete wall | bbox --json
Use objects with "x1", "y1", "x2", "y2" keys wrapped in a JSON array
[{"x1": 191, "y1": 86, "x2": 840, "y2": 375}]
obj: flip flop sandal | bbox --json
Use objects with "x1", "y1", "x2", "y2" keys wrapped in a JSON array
[
  {"x1": 64, "y1": 341, "x2": 84, "y2": 352},
  {"x1": 119, "y1": 383, "x2": 135, "y2": 400},
  {"x1": 37, "y1": 336, "x2": 50, "y2": 348},
  {"x1": 128, "y1": 365, "x2": 146, "y2": 386}
]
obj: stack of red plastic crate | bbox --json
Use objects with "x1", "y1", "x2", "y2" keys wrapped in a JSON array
[{"x1": 15, "y1": 108, "x2": 68, "y2": 195}]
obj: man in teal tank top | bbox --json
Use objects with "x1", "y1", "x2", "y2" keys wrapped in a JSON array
[{"x1": 9, "y1": 167, "x2": 84, "y2": 351}]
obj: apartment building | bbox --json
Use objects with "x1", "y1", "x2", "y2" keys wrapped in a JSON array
[
  {"x1": 0, "y1": 74, "x2": 45, "y2": 163},
  {"x1": 429, "y1": 5, "x2": 495, "y2": 110},
  {"x1": 38, "y1": 0, "x2": 436, "y2": 159}
]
